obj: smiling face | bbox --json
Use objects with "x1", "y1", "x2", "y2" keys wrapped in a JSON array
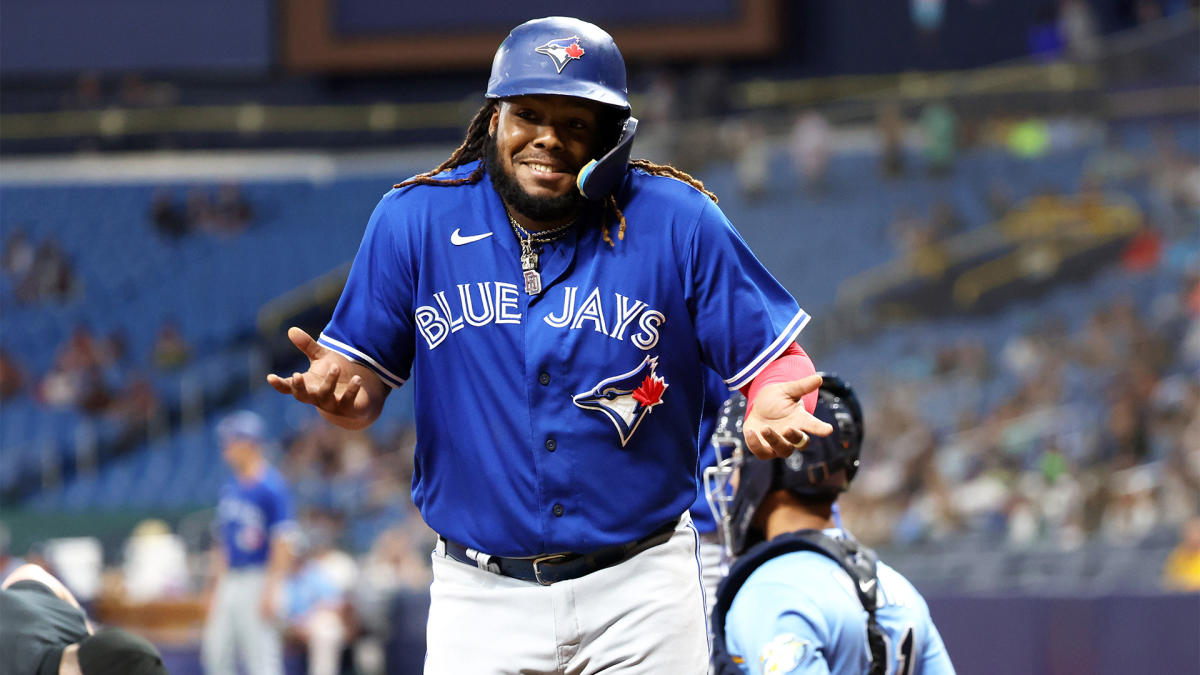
[{"x1": 486, "y1": 94, "x2": 607, "y2": 228}]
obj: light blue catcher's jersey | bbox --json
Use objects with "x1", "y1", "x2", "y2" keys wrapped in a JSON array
[
  {"x1": 320, "y1": 161, "x2": 809, "y2": 557},
  {"x1": 725, "y1": 531, "x2": 954, "y2": 675}
]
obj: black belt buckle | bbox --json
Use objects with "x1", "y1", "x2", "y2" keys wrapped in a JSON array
[{"x1": 531, "y1": 553, "x2": 573, "y2": 586}]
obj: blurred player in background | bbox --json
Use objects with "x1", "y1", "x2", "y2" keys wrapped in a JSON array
[
  {"x1": 707, "y1": 376, "x2": 955, "y2": 675},
  {"x1": 268, "y1": 15, "x2": 832, "y2": 673},
  {"x1": 201, "y1": 411, "x2": 296, "y2": 675},
  {"x1": 1, "y1": 563, "x2": 167, "y2": 675}
]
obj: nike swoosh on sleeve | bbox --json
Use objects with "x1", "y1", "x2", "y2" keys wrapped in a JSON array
[{"x1": 451, "y1": 229, "x2": 494, "y2": 245}]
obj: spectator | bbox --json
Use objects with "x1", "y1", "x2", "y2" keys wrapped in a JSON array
[
  {"x1": 152, "y1": 319, "x2": 192, "y2": 370},
  {"x1": 877, "y1": 102, "x2": 906, "y2": 179},
  {"x1": 39, "y1": 325, "x2": 113, "y2": 412},
  {"x1": 788, "y1": 110, "x2": 833, "y2": 194},
  {"x1": 2, "y1": 227, "x2": 36, "y2": 281},
  {"x1": 16, "y1": 238, "x2": 79, "y2": 305},
  {"x1": 121, "y1": 519, "x2": 189, "y2": 602},
  {"x1": 727, "y1": 119, "x2": 771, "y2": 202},
  {"x1": 1028, "y1": 4, "x2": 1064, "y2": 59},
  {"x1": 355, "y1": 520, "x2": 432, "y2": 675},
  {"x1": 149, "y1": 188, "x2": 189, "y2": 240},
  {"x1": 0, "y1": 349, "x2": 26, "y2": 401},
  {"x1": 919, "y1": 101, "x2": 957, "y2": 176},
  {"x1": 186, "y1": 187, "x2": 219, "y2": 233},
  {"x1": 1122, "y1": 217, "x2": 1164, "y2": 273},
  {"x1": 1162, "y1": 517, "x2": 1200, "y2": 591},
  {"x1": 1059, "y1": 0, "x2": 1101, "y2": 61},
  {"x1": 1008, "y1": 117, "x2": 1052, "y2": 159},
  {"x1": 106, "y1": 374, "x2": 161, "y2": 439},
  {"x1": 986, "y1": 179, "x2": 1016, "y2": 219},
  {"x1": 929, "y1": 200, "x2": 966, "y2": 240},
  {"x1": 284, "y1": 541, "x2": 350, "y2": 675},
  {"x1": 212, "y1": 183, "x2": 254, "y2": 234}
]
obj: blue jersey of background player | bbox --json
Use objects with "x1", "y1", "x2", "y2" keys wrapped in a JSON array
[
  {"x1": 215, "y1": 459, "x2": 293, "y2": 568},
  {"x1": 706, "y1": 376, "x2": 955, "y2": 675}
]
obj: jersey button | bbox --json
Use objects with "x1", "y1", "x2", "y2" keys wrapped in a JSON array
[
  {"x1": 552, "y1": 503, "x2": 564, "y2": 517},
  {"x1": 544, "y1": 438, "x2": 557, "y2": 452},
  {"x1": 538, "y1": 372, "x2": 551, "y2": 386}
]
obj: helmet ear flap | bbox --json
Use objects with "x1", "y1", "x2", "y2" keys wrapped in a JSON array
[{"x1": 577, "y1": 117, "x2": 638, "y2": 200}]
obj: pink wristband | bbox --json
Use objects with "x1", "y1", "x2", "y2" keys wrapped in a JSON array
[{"x1": 739, "y1": 343, "x2": 818, "y2": 414}]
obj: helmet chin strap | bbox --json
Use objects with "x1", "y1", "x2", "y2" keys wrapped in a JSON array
[{"x1": 576, "y1": 116, "x2": 638, "y2": 200}]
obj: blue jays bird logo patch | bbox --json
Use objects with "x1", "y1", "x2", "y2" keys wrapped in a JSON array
[
  {"x1": 535, "y1": 36, "x2": 585, "y2": 73},
  {"x1": 573, "y1": 356, "x2": 667, "y2": 447}
]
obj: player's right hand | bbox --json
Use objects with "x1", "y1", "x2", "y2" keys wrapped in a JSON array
[{"x1": 266, "y1": 327, "x2": 385, "y2": 428}]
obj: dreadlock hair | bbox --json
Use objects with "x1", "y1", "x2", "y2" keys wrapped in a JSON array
[
  {"x1": 395, "y1": 101, "x2": 720, "y2": 247},
  {"x1": 394, "y1": 101, "x2": 497, "y2": 190}
]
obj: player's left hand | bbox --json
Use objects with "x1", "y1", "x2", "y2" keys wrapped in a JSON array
[{"x1": 742, "y1": 374, "x2": 834, "y2": 460}]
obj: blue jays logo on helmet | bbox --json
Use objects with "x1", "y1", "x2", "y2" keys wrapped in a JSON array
[
  {"x1": 535, "y1": 36, "x2": 586, "y2": 73},
  {"x1": 486, "y1": 17, "x2": 629, "y2": 110},
  {"x1": 572, "y1": 356, "x2": 668, "y2": 447}
]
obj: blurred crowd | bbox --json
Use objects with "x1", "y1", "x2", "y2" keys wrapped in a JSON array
[
  {"x1": 3, "y1": 228, "x2": 80, "y2": 306},
  {"x1": 841, "y1": 278, "x2": 1200, "y2": 551},
  {"x1": 150, "y1": 184, "x2": 254, "y2": 241},
  {"x1": 833, "y1": 128, "x2": 1200, "y2": 553}
]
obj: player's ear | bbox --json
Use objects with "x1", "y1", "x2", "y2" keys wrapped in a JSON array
[{"x1": 489, "y1": 106, "x2": 500, "y2": 137}]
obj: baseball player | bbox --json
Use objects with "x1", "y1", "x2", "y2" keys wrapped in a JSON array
[
  {"x1": 706, "y1": 377, "x2": 955, "y2": 675},
  {"x1": 268, "y1": 16, "x2": 833, "y2": 673},
  {"x1": 202, "y1": 411, "x2": 296, "y2": 675}
]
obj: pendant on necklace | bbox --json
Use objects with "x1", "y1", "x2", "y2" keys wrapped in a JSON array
[
  {"x1": 523, "y1": 269, "x2": 542, "y2": 295},
  {"x1": 519, "y1": 237, "x2": 541, "y2": 295}
]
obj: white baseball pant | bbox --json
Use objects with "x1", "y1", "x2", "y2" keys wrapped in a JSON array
[{"x1": 424, "y1": 514, "x2": 709, "y2": 674}]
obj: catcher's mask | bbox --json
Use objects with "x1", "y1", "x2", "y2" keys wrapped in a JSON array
[
  {"x1": 704, "y1": 373, "x2": 865, "y2": 557},
  {"x1": 486, "y1": 16, "x2": 637, "y2": 200}
]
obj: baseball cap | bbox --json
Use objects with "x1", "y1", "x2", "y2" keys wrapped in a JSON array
[
  {"x1": 217, "y1": 409, "x2": 267, "y2": 445},
  {"x1": 38, "y1": 628, "x2": 167, "y2": 675}
]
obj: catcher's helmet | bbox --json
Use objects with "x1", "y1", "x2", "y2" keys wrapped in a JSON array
[
  {"x1": 704, "y1": 374, "x2": 864, "y2": 557},
  {"x1": 487, "y1": 17, "x2": 637, "y2": 200}
]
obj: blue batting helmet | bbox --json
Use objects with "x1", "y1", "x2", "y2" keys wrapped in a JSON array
[
  {"x1": 486, "y1": 17, "x2": 630, "y2": 110},
  {"x1": 705, "y1": 374, "x2": 865, "y2": 556},
  {"x1": 487, "y1": 17, "x2": 637, "y2": 200}
]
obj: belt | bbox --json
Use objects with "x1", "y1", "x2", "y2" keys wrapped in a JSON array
[{"x1": 439, "y1": 519, "x2": 679, "y2": 586}]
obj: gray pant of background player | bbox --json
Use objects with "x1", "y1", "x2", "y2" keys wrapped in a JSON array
[{"x1": 202, "y1": 567, "x2": 284, "y2": 675}]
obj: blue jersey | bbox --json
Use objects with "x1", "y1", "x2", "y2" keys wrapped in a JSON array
[
  {"x1": 689, "y1": 370, "x2": 733, "y2": 534},
  {"x1": 723, "y1": 530, "x2": 954, "y2": 675},
  {"x1": 216, "y1": 466, "x2": 295, "y2": 568},
  {"x1": 321, "y1": 161, "x2": 809, "y2": 556}
]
